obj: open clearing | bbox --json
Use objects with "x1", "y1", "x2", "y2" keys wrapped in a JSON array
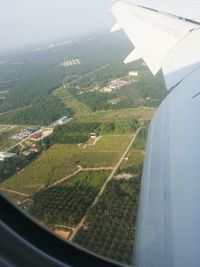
[
  {"x1": 0, "y1": 135, "x2": 132, "y2": 194},
  {"x1": 0, "y1": 126, "x2": 24, "y2": 151}
]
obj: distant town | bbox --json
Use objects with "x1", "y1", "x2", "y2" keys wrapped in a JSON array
[
  {"x1": 61, "y1": 59, "x2": 81, "y2": 68},
  {"x1": 0, "y1": 116, "x2": 71, "y2": 161}
]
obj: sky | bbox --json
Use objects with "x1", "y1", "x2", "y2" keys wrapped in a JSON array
[{"x1": 0, "y1": 0, "x2": 116, "y2": 50}]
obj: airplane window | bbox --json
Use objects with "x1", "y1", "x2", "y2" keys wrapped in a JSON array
[{"x1": 0, "y1": 1, "x2": 167, "y2": 266}]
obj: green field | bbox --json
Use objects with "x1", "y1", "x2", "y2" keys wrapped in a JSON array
[
  {"x1": 53, "y1": 86, "x2": 91, "y2": 115},
  {"x1": 0, "y1": 31, "x2": 134, "y2": 125},
  {"x1": 0, "y1": 125, "x2": 11, "y2": 134},
  {"x1": 132, "y1": 127, "x2": 148, "y2": 150},
  {"x1": 118, "y1": 126, "x2": 148, "y2": 174},
  {"x1": 120, "y1": 150, "x2": 145, "y2": 171},
  {"x1": 0, "y1": 135, "x2": 132, "y2": 194},
  {"x1": 74, "y1": 176, "x2": 141, "y2": 265},
  {"x1": 75, "y1": 107, "x2": 155, "y2": 125},
  {"x1": 29, "y1": 171, "x2": 110, "y2": 226}
]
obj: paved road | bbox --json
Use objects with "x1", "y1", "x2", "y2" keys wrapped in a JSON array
[{"x1": 69, "y1": 127, "x2": 142, "y2": 241}]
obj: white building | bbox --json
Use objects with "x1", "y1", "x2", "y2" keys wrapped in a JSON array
[
  {"x1": 90, "y1": 133, "x2": 96, "y2": 139},
  {"x1": 103, "y1": 87, "x2": 112, "y2": 93},
  {"x1": 0, "y1": 152, "x2": 17, "y2": 161},
  {"x1": 129, "y1": 71, "x2": 138, "y2": 76},
  {"x1": 56, "y1": 116, "x2": 69, "y2": 125}
]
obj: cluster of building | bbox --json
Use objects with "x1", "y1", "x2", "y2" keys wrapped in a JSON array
[
  {"x1": 61, "y1": 59, "x2": 81, "y2": 68},
  {"x1": 1, "y1": 115, "x2": 71, "y2": 162},
  {"x1": 11, "y1": 126, "x2": 53, "y2": 142},
  {"x1": 12, "y1": 126, "x2": 39, "y2": 141},
  {"x1": 22, "y1": 144, "x2": 40, "y2": 156},
  {"x1": 29, "y1": 132, "x2": 42, "y2": 141},
  {"x1": 102, "y1": 79, "x2": 131, "y2": 93},
  {"x1": 29, "y1": 128, "x2": 53, "y2": 141}
]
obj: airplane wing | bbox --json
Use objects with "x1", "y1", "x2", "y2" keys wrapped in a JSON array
[
  {"x1": 112, "y1": 1, "x2": 200, "y2": 267},
  {"x1": 113, "y1": 0, "x2": 200, "y2": 24}
]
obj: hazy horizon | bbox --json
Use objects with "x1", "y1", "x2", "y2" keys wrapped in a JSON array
[{"x1": 0, "y1": 0, "x2": 115, "y2": 51}]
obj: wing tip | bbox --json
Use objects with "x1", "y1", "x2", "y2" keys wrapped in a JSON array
[{"x1": 111, "y1": 22, "x2": 122, "y2": 33}]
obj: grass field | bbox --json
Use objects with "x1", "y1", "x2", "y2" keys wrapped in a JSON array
[
  {"x1": 120, "y1": 150, "x2": 145, "y2": 170},
  {"x1": 53, "y1": 86, "x2": 91, "y2": 115},
  {"x1": 75, "y1": 107, "x2": 155, "y2": 124},
  {"x1": 81, "y1": 135, "x2": 132, "y2": 167},
  {"x1": 0, "y1": 126, "x2": 12, "y2": 134},
  {"x1": 29, "y1": 171, "x2": 110, "y2": 227},
  {"x1": 0, "y1": 135, "x2": 132, "y2": 194},
  {"x1": 0, "y1": 126, "x2": 24, "y2": 151}
]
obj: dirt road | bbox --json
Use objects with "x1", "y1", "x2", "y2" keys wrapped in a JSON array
[{"x1": 0, "y1": 188, "x2": 30, "y2": 197}]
